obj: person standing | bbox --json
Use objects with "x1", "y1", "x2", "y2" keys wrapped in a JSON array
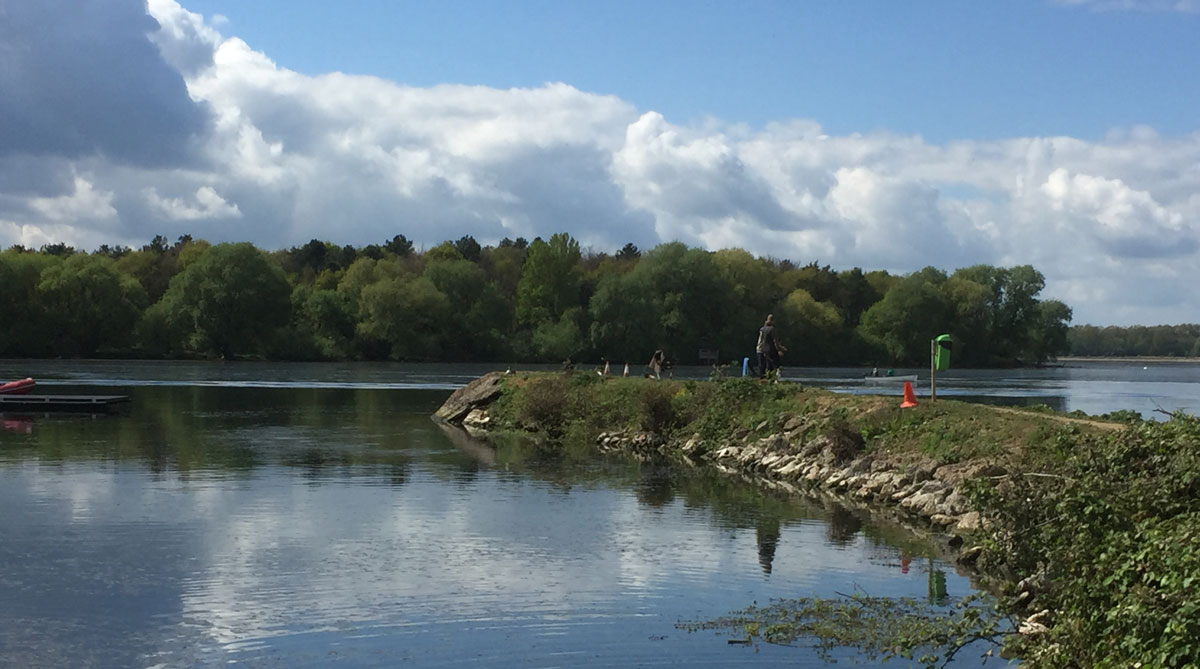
[
  {"x1": 648, "y1": 349, "x2": 666, "y2": 379},
  {"x1": 756, "y1": 314, "x2": 786, "y2": 379}
]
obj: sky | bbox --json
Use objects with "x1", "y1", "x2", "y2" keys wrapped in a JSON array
[{"x1": 0, "y1": 0, "x2": 1198, "y2": 326}]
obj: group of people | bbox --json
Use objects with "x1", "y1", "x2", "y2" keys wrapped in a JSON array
[{"x1": 642, "y1": 313, "x2": 786, "y2": 381}]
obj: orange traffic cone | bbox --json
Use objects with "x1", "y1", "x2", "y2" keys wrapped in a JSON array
[{"x1": 900, "y1": 381, "x2": 919, "y2": 408}]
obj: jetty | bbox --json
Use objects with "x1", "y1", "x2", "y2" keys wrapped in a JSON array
[{"x1": 0, "y1": 394, "x2": 130, "y2": 413}]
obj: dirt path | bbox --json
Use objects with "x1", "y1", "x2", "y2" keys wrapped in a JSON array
[{"x1": 988, "y1": 405, "x2": 1125, "y2": 431}]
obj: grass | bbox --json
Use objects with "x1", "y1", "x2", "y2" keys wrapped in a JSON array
[{"x1": 484, "y1": 371, "x2": 1120, "y2": 469}]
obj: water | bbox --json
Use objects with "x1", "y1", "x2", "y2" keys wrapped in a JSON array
[
  {"x1": 6, "y1": 357, "x2": 1198, "y2": 417},
  {"x1": 2, "y1": 359, "x2": 1196, "y2": 667}
]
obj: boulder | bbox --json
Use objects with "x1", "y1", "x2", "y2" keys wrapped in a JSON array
[
  {"x1": 955, "y1": 511, "x2": 983, "y2": 533},
  {"x1": 434, "y1": 371, "x2": 507, "y2": 424},
  {"x1": 463, "y1": 409, "x2": 491, "y2": 429},
  {"x1": 782, "y1": 415, "x2": 805, "y2": 432},
  {"x1": 958, "y1": 545, "x2": 984, "y2": 565}
]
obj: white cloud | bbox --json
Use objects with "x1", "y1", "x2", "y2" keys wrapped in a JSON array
[
  {"x1": 144, "y1": 185, "x2": 242, "y2": 221},
  {"x1": 0, "y1": 0, "x2": 1197, "y2": 325},
  {"x1": 1041, "y1": 168, "x2": 1194, "y2": 257},
  {"x1": 29, "y1": 177, "x2": 118, "y2": 222}
]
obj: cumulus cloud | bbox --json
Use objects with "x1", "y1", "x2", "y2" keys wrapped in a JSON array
[
  {"x1": 145, "y1": 185, "x2": 241, "y2": 221},
  {"x1": 0, "y1": 0, "x2": 209, "y2": 168},
  {"x1": 29, "y1": 177, "x2": 118, "y2": 222},
  {"x1": 0, "y1": 0, "x2": 1197, "y2": 325},
  {"x1": 1041, "y1": 168, "x2": 1195, "y2": 258}
]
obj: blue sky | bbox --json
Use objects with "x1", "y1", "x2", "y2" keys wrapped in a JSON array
[
  {"x1": 183, "y1": 0, "x2": 1199, "y2": 141},
  {"x1": 1, "y1": 0, "x2": 1198, "y2": 325}
]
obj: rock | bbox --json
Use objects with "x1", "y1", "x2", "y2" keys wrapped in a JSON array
[
  {"x1": 955, "y1": 511, "x2": 983, "y2": 533},
  {"x1": 958, "y1": 545, "x2": 984, "y2": 565},
  {"x1": 462, "y1": 409, "x2": 491, "y2": 429},
  {"x1": 929, "y1": 513, "x2": 956, "y2": 528},
  {"x1": 713, "y1": 446, "x2": 742, "y2": 460},
  {"x1": 682, "y1": 437, "x2": 705, "y2": 456},
  {"x1": 434, "y1": 371, "x2": 506, "y2": 423},
  {"x1": 754, "y1": 419, "x2": 770, "y2": 432},
  {"x1": 759, "y1": 453, "x2": 785, "y2": 470},
  {"x1": 911, "y1": 462, "x2": 939, "y2": 482},
  {"x1": 902, "y1": 491, "x2": 944, "y2": 517},
  {"x1": 782, "y1": 415, "x2": 805, "y2": 432},
  {"x1": 940, "y1": 490, "x2": 969, "y2": 516}
]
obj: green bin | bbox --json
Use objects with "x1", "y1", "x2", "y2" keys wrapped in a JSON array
[{"x1": 934, "y1": 334, "x2": 952, "y2": 371}]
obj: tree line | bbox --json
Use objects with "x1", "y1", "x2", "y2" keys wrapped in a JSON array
[
  {"x1": 1, "y1": 233, "x2": 1076, "y2": 366},
  {"x1": 1067, "y1": 323, "x2": 1200, "y2": 358}
]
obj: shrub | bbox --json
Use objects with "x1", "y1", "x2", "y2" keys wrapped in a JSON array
[
  {"x1": 638, "y1": 382, "x2": 679, "y2": 433},
  {"x1": 968, "y1": 413, "x2": 1200, "y2": 666},
  {"x1": 516, "y1": 376, "x2": 571, "y2": 433}
]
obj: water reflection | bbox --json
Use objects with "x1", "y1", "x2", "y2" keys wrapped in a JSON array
[
  {"x1": 755, "y1": 517, "x2": 780, "y2": 575},
  {"x1": 2, "y1": 417, "x2": 33, "y2": 434},
  {"x1": 826, "y1": 505, "x2": 865, "y2": 547},
  {"x1": 0, "y1": 385, "x2": 981, "y2": 667}
]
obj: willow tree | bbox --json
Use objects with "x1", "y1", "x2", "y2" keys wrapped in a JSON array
[{"x1": 156, "y1": 243, "x2": 292, "y2": 358}]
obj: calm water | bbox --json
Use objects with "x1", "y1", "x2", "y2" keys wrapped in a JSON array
[{"x1": 1, "y1": 359, "x2": 1195, "y2": 667}]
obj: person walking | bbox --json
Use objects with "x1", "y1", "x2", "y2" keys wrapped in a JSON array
[{"x1": 755, "y1": 314, "x2": 786, "y2": 379}]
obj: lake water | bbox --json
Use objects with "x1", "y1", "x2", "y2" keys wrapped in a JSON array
[{"x1": 1, "y1": 359, "x2": 1196, "y2": 667}]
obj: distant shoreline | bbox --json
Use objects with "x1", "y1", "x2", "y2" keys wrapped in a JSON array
[{"x1": 1058, "y1": 356, "x2": 1200, "y2": 363}]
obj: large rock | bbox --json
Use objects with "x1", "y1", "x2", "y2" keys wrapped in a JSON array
[{"x1": 434, "y1": 371, "x2": 507, "y2": 424}]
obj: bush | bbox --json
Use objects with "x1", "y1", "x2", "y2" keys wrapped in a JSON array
[
  {"x1": 638, "y1": 383, "x2": 679, "y2": 433},
  {"x1": 516, "y1": 376, "x2": 571, "y2": 433},
  {"x1": 968, "y1": 413, "x2": 1200, "y2": 666}
]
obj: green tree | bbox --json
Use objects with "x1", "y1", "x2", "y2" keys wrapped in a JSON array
[
  {"x1": 285, "y1": 285, "x2": 357, "y2": 359},
  {"x1": 516, "y1": 233, "x2": 582, "y2": 326},
  {"x1": 859, "y1": 267, "x2": 952, "y2": 364},
  {"x1": 951, "y1": 265, "x2": 1047, "y2": 363},
  {"x1": 453, "y1": 235, "x2": 482, "y2": 263},
  {"x1": 37, "y1": 254, "x2": 147, "y2": 356},
  {"x1": 480, "y1": 243, "x2": 526, "y2": 299},
  {"x1": 358, "y1": 275, "x2": 450, "y2": 360},
  {"x1": 1025, "y1": 299, "x2": 1072, "y2": 363},
  {"x1": 384, "y1": 234, "x2": 414, "y2": 257},
  {"x1": 0, "y1": 251, "x2": 58, "y2": 355},
  {"x1": 833, "y1": 268, "x2": 883, "y2": 328},
  {"x1": 423, "y1": 258, "x2": 506, "y2": 358},
  {"x1": 159, "y1": 243, "x2": 292, "y2": 358},
  {"x1": 590, "y1": 242, "x2": 734, "y2": 364},
  {"x1": 941, "y1": 275, "x2": 993, "y2": 366},
  {"x1": 713, "y1": 248, "x2": 780, "y2": 356},
  {"x1": 776, "y1": 288, "x2": 843, "y2": 365}
]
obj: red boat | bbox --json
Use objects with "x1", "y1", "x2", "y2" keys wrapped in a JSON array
[{"x1": 0, "y1": 378, "x2": 36, "y2": 395}]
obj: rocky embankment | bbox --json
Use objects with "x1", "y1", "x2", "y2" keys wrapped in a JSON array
[
  {"x1": 593, "y1": 422, "x2": 996, "y2": 540},
  {"x1": 437, "y1": 373, "x2": 1200, "y2": 665},
  {"x1": 435, "y1": 372, "x2": 997, "y2": 560}
]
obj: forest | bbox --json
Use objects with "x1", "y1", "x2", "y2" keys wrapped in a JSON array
[
  {"x1": 0, "y1": 233, "x2": 1083, "y2": 366},
  {"x1": 1068, "y1": 323, "x2": 1200, "y2": 358}
]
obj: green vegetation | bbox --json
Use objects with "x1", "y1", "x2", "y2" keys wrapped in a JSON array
[
  {"x1": 684, "y1": 593, "x2": 1008, "y2": 666},
  {"x1": 966, "y1": 412, "x2": 1200, "y2": 667},
  {"x1": 3, "y1": 233, "x2": 1072, "y2": 364},
  {"x1": 485, "y1": 373, "x2": 1110, "y2": 469},
  {"x1": 484, "y1": 373, "x2": 1200, "y2": 667},
  {"x1": 1069, "y1": 323, "x2": 1200, "y2": 358}
]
